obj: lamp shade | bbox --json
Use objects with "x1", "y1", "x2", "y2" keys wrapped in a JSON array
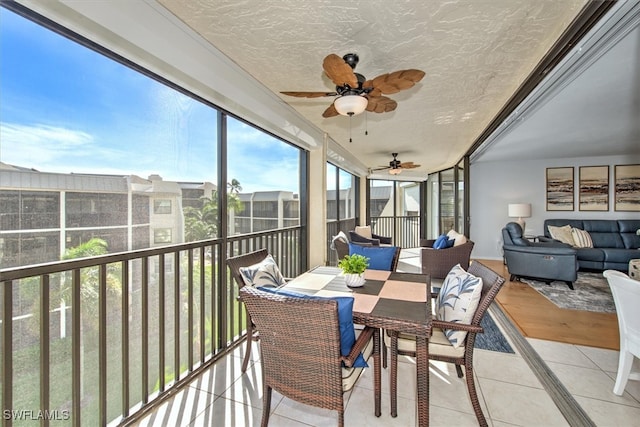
[
  {"x1": 508, "y1": 203, "x2": 531, "y2": 218},
  {"x1": 333, "y1": 95, "x2": 368, "y2": 116},
  {"x1": 388, "y1": 168, "x2": 402, "y2": 175}
]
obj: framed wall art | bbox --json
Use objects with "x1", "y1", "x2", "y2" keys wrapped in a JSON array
[
  {"x1": 614, "y1": 164, "x2": 640, "y2": 211},
  {"x1": 579, "y1": 165, "x2": 609, "y2": 211},
  {"x1": 546, "y1": 167, "x2": 574, "y2": 211}
]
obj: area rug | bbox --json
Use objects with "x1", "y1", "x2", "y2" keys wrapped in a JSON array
[
  {"x1": 475, "y1": 311, "x2": 514, "y2": 354},
  {"x1": 521, "y1": 272, "x2": 615, "y2": 314}
]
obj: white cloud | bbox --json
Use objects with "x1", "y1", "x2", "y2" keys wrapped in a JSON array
[
  {"x1": 0, "y1": 122, "x2": 135, "y2": 175},
  {"x1": 0, "y1": 122, "x2": 94, "y2": 166}
]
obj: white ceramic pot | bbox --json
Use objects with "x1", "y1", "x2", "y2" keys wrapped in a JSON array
[{"x1": 344, "y1": 273, "x2": 365, "y2": 288}]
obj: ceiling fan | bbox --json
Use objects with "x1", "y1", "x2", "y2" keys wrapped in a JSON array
[
  {"x1": 370, "y1": 153, "x2": 421, "y2": 175},
  {"x1": 281, "y1": 53, "x2": 425, "y2": 118}
]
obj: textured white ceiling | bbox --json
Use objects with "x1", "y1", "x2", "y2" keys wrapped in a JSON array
[{"x1": 158, "y1": 0, "x2": 587, "y2": 176}]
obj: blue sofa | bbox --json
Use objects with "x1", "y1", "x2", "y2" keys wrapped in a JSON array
[{"x1": 541, "y1": 219, "x2": 640, "y2": 271}]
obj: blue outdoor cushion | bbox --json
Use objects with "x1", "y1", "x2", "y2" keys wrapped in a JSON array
[
  {"x1": 348, "y1": 243, "x2": 397, "y2": 271},
  {"x1": 256, "y1": 286, "x2": 368, "y2": 367},
  {"x1": 444, "y1": 238, "x2": 455, "y2": 248},
  {"x1": 433, "y1": 234, "x2": 449, "y2": 249}
]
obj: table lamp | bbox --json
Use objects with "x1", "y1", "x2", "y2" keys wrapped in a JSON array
[{"x1": 508, "y1": 203, "x2": 531, "y2": 234}]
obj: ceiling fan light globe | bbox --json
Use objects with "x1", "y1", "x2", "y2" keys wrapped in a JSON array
[
  {"x1": 389, "y1": 168, "x2": 402, "y2": 175},
  {"x1": 334, "y1": 95, "x2": 368, "y2": 116}
]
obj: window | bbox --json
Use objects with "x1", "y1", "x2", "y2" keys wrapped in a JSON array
[
  {"x1": 153, "y1": 228, "x2": 172, "y2": 244},
  {"x1": 368, "y1": 179, "x2": 422, "y2": 247},
  {"x1": 0, "y1": 8, "x2": 306, "y2": 426},
  {"x1": 226, "y1": 116, "x2": 301, "y2": 235},
  {"x1": 132, "y1": 194, "x2": 150, "y2": 224},
  {"x1": 154, "y1": 199, "x2": 172, "y2": 214},
  {"x1": 66, "y1": 193, "x2": 128, "y2": 227},
  {"x1": 0, "y1": 190, "x2": 60, "y2": 230},
  {"x1": 326, "y1": 163, "x2": 359, "y2": 264},
  {"x1": 253, "y1": 201, "x2": 278, "y2": 218},
  {"x1": 1, "y1": 6, "x2": 218, "y2": 260}
]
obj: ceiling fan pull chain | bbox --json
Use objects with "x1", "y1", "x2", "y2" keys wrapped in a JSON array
[
  {"x1": 349, "y1": 114, "x2": 353, "y2": 142},
  {"x1": 365, "y1": 112, "x2": 368, "y2": 136}
]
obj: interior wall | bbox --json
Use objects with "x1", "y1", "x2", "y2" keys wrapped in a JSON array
[{"x1": 470, "y1": 154, "x2": 640, "y2": 260}]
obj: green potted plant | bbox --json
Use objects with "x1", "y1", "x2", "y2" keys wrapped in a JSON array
[{"x1": 338, "y1": 253, "x2": 369, "y2": 287}]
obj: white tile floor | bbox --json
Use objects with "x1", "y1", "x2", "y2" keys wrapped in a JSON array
[{"x1": 134, "y1": 335, "x2": 640, "y2": 426}]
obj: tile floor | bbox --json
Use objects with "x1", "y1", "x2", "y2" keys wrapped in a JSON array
[{"x1": 133, "y1": 333, "x2": 640, "y2": 426}]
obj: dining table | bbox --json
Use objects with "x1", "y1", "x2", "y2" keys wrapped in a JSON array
[{"x1": 282, "y1": 266, "x2": 433, "y2": 426}]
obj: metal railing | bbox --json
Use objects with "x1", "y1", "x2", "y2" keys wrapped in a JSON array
[
  {"x1": 326, "y1": 216, "x2": 420, "y2": 266},
  {"x1": 371, "y1": 215, "x2": 421, "y2": 248},
  {"x1": 0, "y1": 226, "x2": 303, "y2": 426}
]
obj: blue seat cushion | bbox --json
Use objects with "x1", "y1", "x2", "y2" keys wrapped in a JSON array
[
  {"x1": 256, "y1": 286, "x2": 368, "y2": 367},
  {"x1": 348, "y1": 243, "x2": 397, "y2": 271}
]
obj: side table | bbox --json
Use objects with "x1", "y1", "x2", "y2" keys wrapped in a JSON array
[{"x1": 629, "y1": 259, "x2": 640, "y2": 281}]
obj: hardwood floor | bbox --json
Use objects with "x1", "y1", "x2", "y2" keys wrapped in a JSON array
[{"x1": 477, "y1": 259, "x2": 620, "y2": 351}]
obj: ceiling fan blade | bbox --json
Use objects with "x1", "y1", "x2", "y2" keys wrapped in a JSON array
[
  {"x1": 322, "y1": 103, "x2": 339, "y2": 118},
  {"x1": 400, "y1": 162, "x2": 420, "y2": 169},
  {"x1": 370, "y1": 69, "x2": 425, "y2": 95},
  {"x1": 280, "y1": 91, "x2": 337, "y2": 98},
  {"x1": 370, "y1": 166, "x2": 390, "y2": 171},
  {"x1": 366, "y1": 96, "x2": 397, "y2": 113},
  {"x1": 363, "y1": 80, "x2": 382, "y2": 97},
  {"x1": 323, "y1": 54, "x2": 358, "y2": 88}
]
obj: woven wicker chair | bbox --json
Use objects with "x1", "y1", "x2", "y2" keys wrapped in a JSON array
[
  {"x1": 239, "y1": 286, "x2": 381, "y2": 427},
  {"x1": 420, "y1": 239, "x2": 475, "y2": 279},
  {"x1": 386, "y1": 261, "x2": 505, "y2": 426},
  {"x1": 226, "y1": 248, "x2": 270, "y2": 372}
]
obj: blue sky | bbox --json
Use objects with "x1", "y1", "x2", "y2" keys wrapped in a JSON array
[{"x1": 0, "y1": 8, "x2": 299, "y2": 193}]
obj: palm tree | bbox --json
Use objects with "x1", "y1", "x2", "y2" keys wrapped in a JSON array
[
  {"x1": 60, "y1": 237, "x2": 122, "y2": 329},
  {"x1": 228, "y1": 178, "x2": 242, "y2": 194},
  {"x1": 184, "y1": 197, "x2": 218, "y2": 241},
  {"x1": 183, "y1": 180, "x2": 244, "y2": 242}
]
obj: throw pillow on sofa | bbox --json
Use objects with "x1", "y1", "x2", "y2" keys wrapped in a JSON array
[
  {"x1": 571, "y1": 228, "x2": 593, "y2": 248},
  {"x1": 548, "y1": 225, "x2": 574, "y2": 245}
]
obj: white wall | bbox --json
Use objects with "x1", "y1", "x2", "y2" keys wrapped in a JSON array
[{"x1": 470, "y1": 154, "x2": 640, "y2": 260}]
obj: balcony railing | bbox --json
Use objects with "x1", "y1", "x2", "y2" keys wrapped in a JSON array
[
  {"x1": 1, "y1": 226, "x2": 303, "y2": 426},
  {"x1": 371, "y1": 216, "x2": 421, "y2": 248},
  {"x1": 326, "y1": 216, "x2": 420, "y2": 266}
]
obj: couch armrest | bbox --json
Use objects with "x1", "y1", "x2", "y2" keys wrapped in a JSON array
[
  {"x1": 538, "y1": 236, "x2": 561, "y2": 243},
  {"x1": 372, "y1": 233, "x2": 392, "y2": 245},
  {"x1": 503, "y1": 244, "x2": 576, "y2": 256},
  {"x1": 530, "y1": 240, "x2": 574, "y2": 249},
  {"x1": 420, "y1": 239, "x2": 436, "y2": 247}
]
